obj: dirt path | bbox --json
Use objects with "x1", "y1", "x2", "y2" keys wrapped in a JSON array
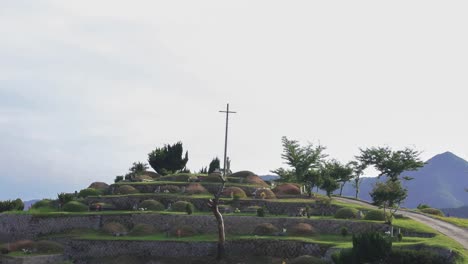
[{"x1": 334, "y1": 196, "x2": 468, "y2": 250}]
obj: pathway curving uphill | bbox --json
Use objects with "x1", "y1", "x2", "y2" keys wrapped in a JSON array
[{"x1": 334, "y1": 196, "x2": 468, "y2": 250}]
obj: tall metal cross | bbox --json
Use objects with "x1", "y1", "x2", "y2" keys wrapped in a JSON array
[{"x1": 219, "y1": 103, "x2": 236, "y2": 176}]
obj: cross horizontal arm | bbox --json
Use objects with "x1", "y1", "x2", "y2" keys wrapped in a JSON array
[{"x1": 219, "y1": 111, "x2": 237, "y2": 114}]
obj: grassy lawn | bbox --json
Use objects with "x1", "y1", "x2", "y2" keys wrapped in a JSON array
[{"x1": 432, "y1": 215, "x2": 468, "y2": 229}]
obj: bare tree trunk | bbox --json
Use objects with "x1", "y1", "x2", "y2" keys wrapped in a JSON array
[
  {"x1": 208, "y1": 175, "x2": 227, "y2": 261},
  {"x1": 212, "y1": 205, "x2": 225, "y2": 260},
  {"x1": 339, "y1": 182, "x2": 345, "y2": 196}
]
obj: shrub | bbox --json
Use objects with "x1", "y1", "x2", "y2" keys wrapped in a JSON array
[
  {"x1": 172, "y1": 201, "x2": 194, "y2": 212},
  {"x1": 88, "y1": 182, "x2": 109, "y2": 190},
  {"x1": 57, "y1": 193, "x2": 74, "y2": 205},
  {"x1": 161, "y1": 185, "x2": 181, "y2": 193},
  {"x1": 130, "y1": 224, "x2": 156, "y2": 236},
  {"x1": 0, "y1": 199, "x2": 24, "y2": 212},
  {"x1": 139, "y1": 200, "x2": 165, "y2": 211},
  {"x1": 185, "y1": 203, "x2": 193, "y2": 215},
  {"x1": 78, "y1": 188, "x2": 101, "y2": 198},
  {"x1": 222, "y1": 187, "x2": 247, "y2": 198},
  {"x1": 257, "y1": 206, "x2": 266, "y2": 217},
  {"x1": 102, "y1": 222, "x2": 127, "y2": 236},
  {"x1": 352, "y1": 232, "x2": 392, "y2": 263},
  {"x1": 417, "y1": 203, "x2": 431, "y2": 210},
  {"x1": 63, "y1": 201, "x2": 88, "y2": 212},
  {"x1": 253, "y1": 223, "x2": 278, "y2": 235},
  {"x1": 255, "y1": 189, "x2": 276, "y2": 199},
  {"x1": 335, "y1": 208, "x2": 358, "y2": 219},
  {"x1": 31, "y1": 199, "x2": 54, "y2": 210},
  {"x1": 420, "y1": 208, "x2": 444, "y2": 216},
  {"x1": 388, "y1": 249, "x2": 447, "y2": 264},
  {"x1": 33, "y1": 240, "x2": 64, "y2": 254},
  {"x1": 331, "y1": 248, "x2": 353, "y2": 264},
  {"x1": 116, "y1": 185, "x2": 139, "y2": 195},
  {"x1": 185, "y1": 183, "x2": 208, "y2": 194},
  {"x1": 397, "y1": 233, "x2": 403, "y2": 242},
  {"x1": 114, "y1": 176, "x2": 124, "y2": 183},
  {"x1": 364, "y1": 210, "x2": 390, "y2": 221},
  {"x1": 290, "y1": 255, "x2": 328, "y2": 264},
  {"x1": 341, "y1": 227, "x2": 348, "y2": 237},
  {"x1": 173, "y1": 225, "x2": 196, "y2": 237},
  {"x1": 289, "y1": 223, "x2": 315, "y2": 236},
  {"x1": 273, "y1": 183, "x2": 301, "y2": 195}
]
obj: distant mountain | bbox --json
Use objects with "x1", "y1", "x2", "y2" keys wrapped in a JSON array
[
  {"x1": 260, "y1": 175, "x2": 280, "y2": 182},
  {"x1": 441, "y1": 206, "x2": 468, "y2": 218},
  {"x1": 340, "y1": 152, "x2": 468, "y2": 209}
]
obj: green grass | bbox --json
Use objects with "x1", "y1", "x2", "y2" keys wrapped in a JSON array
[
  {"x1": 79, "y1": 232, "x2": 218, "y2": 242},
  {"x1": 431, "y1": 215, "x2": 468, "y2": 228}
]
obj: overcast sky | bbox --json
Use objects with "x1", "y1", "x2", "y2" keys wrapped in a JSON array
[{"x1": 1, "y1": 1, "x2": 467, "y2": 200}]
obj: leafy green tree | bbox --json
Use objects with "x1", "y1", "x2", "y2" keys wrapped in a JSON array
[
  {"x1": 198, "y1": 167, "x2": 208, "y2": 174},
  {"x1": 370, "y1": 180, "x2": 408, "y2": 224},
  {"x1": 148, "y1": 142, "x2": 189, "y2": 175},
  {"x1": 273, "y1": 136, "x2": 326, "y2": 196},
  {"x1": 357, "y1": 147, "x2": 424, "y2": 182},
  {"x1": 319, "y1": 160, "x2": 351, "y2": 198},
  {"x1": 337, "y1": 163, "x2": 354, "y2": 196},
  {"x1": 276, "y1": 136, "x2": 326, "y2": 182},
  {"x1": 348, "y1": 160, "x2": 366, "y2": 199},
  {"x1": 208, "y1": 157, "x2": 221, "y2": 174},
  {"x1": 129, "y1": 162, "x2": 149, "y2": 175}
]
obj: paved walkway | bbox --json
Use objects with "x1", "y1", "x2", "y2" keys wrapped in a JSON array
[{"x1": 334, "y1": 196, "x2": 468, "y2": 250}]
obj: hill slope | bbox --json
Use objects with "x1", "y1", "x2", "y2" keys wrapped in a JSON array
[{"x1": 340, "y1": 152, "x2": 468, "y2": 209}]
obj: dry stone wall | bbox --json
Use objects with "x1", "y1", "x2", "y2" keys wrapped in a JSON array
[{"x1": 0, "y1": 213, "x2": 395, "y2": 241}]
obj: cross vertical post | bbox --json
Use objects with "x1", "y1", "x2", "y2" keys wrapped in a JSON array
[{"x1": 219, "y1": 103, "x2": 236, "y2": 176}]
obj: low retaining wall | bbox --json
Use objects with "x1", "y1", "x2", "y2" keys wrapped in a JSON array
[
  {"x1": 0, "y1": 214, "x2": 395, "y2": 241},
  {"x1": 58, "y1": 239, "x2": 327, "y2": 260},
  {"x1": 86, "y1": 195, "x2": 340, "y2": 215},
  {"x1": 0, "y1": 254, "x2": 64, "y2": 264}
]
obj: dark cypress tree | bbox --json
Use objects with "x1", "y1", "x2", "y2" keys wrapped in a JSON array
[{"x1": 148, "y1": 142, "x2": 189, "y2": 175}]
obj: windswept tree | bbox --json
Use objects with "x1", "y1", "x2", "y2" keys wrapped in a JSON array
[
  {"x1": 357, "y1": 147, "x2": 424, "y2": 182},
  {"x1": 272, "y1": 136, "x2": 326, "y2": 195},
  {"x1": 148, "y1": 142, "x2": 189, "y2": 175},
  {"x1": 208, "y1": 157, "x2": 221, "y2": 174},
  {"x1": 337, "y1": 162, "x2": 354, "y2": 196}
]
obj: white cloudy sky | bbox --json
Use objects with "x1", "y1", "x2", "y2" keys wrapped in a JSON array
[{"x1": 1, "y1": 1, "x2": 467, "y2": 200}]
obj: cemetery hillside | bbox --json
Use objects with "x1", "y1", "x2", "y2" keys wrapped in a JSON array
[{"x1": 1, "y1": 140, "x2": 468, "y2": 264}]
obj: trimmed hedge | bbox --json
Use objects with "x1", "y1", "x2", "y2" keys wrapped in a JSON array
[
  {"x1": 172, "y1": 201, "x2": 194, "y2": 212},
  {"x1": 420, "y1": 208, "x2": 444, "y2": 217},
  {"x1": 63, "y1": 201, "x2": 88, "y2": 212},
  {"x1": 139, "y1": 200, "x2": 165, "y2": 211},
  {"x1": 364, "y1": 210, "x2": 390, "y2": 221},
  {"x1": 335, "y1": 208, "x2": 359, "y2": 219},
  {"x1": 78, "y1": 188, "x2": 101, "y2": 198}
]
